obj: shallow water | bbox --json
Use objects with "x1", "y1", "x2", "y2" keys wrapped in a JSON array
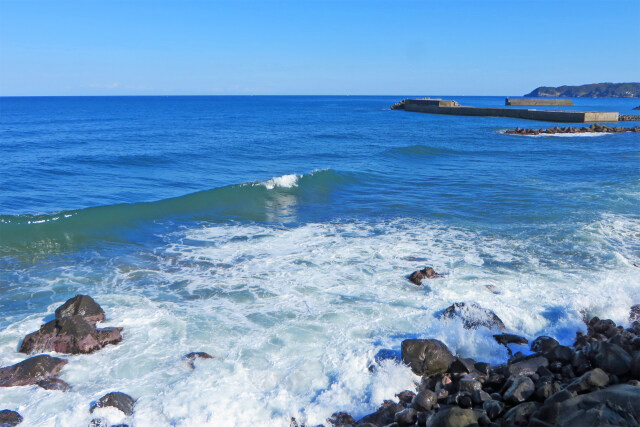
[{"x1": 0, "y1": 96, "x2": 639, "y2": 426}]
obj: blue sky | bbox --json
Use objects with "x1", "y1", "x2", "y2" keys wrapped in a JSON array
[{"x1": 1, "y1": 0, "x2": 638, "y2": 96}]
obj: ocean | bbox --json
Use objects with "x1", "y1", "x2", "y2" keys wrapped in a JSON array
[{"x1": 0, "y1": 95, "x2": 639, "y2": 426}]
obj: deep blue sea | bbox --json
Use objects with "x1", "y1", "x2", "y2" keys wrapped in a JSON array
[{"x1": 1, "y1": 96, "x2": 639, "y2": 426}]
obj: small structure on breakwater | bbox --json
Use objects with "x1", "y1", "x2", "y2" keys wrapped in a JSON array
[
  {"x1": 398, "y1": 98, "x2": 619, "y2": 123},
  {"x1": 506, "y1": 98, "x2": 574, "y2": 106}
]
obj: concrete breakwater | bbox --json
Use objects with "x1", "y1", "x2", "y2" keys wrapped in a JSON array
[
  {"x1": 400, "y1": 98, "x2": 619, "y2": 123},
  {"x1": 506, "y1": 98, "x2": 574, "y2": 106}
]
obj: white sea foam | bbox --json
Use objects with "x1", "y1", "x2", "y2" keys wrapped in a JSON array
[
  {"x1": 258, "y1": 173, "x2": 301, "y2": 190},
  {"x1": 1, "y1": 216, "x2": 639, "y2": 426}
]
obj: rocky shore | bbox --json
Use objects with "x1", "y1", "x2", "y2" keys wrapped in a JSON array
[
  {"x1": 620, "y1": 115, "x2": 640, "y2": 121},
  {"x1": 315, "y1": 268, "x2": 640, "y2": 427},
  {"x1": 0, "y1": 295, "x2": 213, "y2": 426},
  {"x1": 505, "y1": 124, "x2": 640, "y2": 136}
]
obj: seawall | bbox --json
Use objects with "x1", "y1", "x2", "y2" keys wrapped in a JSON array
[
  {"x1": 403, "y1": 99, "x2": 618, "y2": 123},
  {"x1": 506, "y1": 98, "x2": 574, "y2": 106}
]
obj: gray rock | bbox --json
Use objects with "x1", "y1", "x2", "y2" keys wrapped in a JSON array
[
  {"x1": 395, "y1": 390, "x2": 415, "y2": 404},
  {"x1": 89, "y1": 419, "x2": 108, "y2": 427},
  {"x1": 471, "y1": 389, "x2": 491, "y2": 405},
  {"x1": 631, "y1": 352, "x2": 640, "y2": 379},
  {"x1": 630, "y1": 305, "x2": 640, "y2": 323},
  {"x1": 37, "y1": 378, "x2": 71, "y2": 391},
  {"x1": 55, "y1": 295, "x2": 105, "y2": 326},
  {"x1": 412, "y1": 389, "x2": 437, "y2": 411},
  {"x1": 184, "y1": 352, "x2": 213, "y2": 369},
  {"x1": 457, "y1": 378, "x2": 481, "y2": 393},
  {"x1": 591, "y1": 342, "x2": 632, "y2": 375},
  {"x1": 503, "y1": 375, "x2": 535, "y2": 404},
  {"x1": 530, "y1": 336, "x2": 559, "y2": 353},
  {"x1": 394, "y1": 408, "x2": 417, "y2": 427},
  {"x1": 535, "y1": 384, "x2": 640, "y2": 426},
  {"x1": 0, "y1": 410, "x2": 23, "y2": 427},
  {"x1": 401, "y1": 339, "x2": 454, "y2": 376},
  {"x1": 566, "y1": 368, "x2": 609, "y2": 393},
  {"x1": 482, "y1": 399, "x2": 504, "y2": 420},
  {"x1": 502, "y1": 401, "x2": 538, "y2": 426},
  {"x1": 493, "y1": 333, "x2": 528, "y2": 346},
  {"x1": 449, "y1": 357, "x2": 475, "y2": 375},
  {"x1": 357, "y1": 401, "x2": 403, "y2": 426},
  {"x1": 0, "y1": 355, "x2": 67, "y2": 387},
  {"x1": 547, "y1": 345, "x2": 574, "y2": 364},
  {"x1": 425, "y1": 407, "x2": 478, "y2": 427},
  {"x1": 20, "y1": 316, "x2": 122, "y2": 355},
  {"x1": 408, "y1": 267, "x2": 439, "y2": 285},
  {"x1": 441, "y1": 302, "x2": 506, "y2": 331},
  {"x1": 506, "y1": 356, "x2": 549, "y2": 376},
  {"x1": 90, "y1": 392, "x2": 136, "y2": 416}
]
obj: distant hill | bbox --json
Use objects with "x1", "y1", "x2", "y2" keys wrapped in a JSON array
[{"x1": 525, "y1": 83, "x2": 640, "y2": 98}]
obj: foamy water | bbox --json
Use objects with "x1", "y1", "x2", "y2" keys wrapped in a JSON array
[{"x1": 1, "y1": 214, "x2": 638, "y2": 426}]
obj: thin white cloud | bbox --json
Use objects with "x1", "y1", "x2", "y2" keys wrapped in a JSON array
[{"x1": 87, "y1": 83, "x2": 120, "y2": 89}]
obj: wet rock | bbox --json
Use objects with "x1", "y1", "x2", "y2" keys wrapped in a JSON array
[
  {"x1": 412, "y1": 389, "x2": 437, "y2": 412},
  {"x1": 534, "y1": 378, "x2": 561, "y2": 401},
  {"x1": 426, "y1": 407, "x2": 478, "y2": 427},
  {"x1": 89, "y1": 419, "x2": 107, "y2": 427},
  {"x1": 546, "y1": 345, "x2": 574, "y2": 364},
  {"x1": 37, "y1": 378, "x2": 71, "y2": 391},
  {"x1": 20, "y1": 316, "x2": 122, "y2": 355},
  {"x1": 458, "y1": 378, "x2": 482, "y2": 393},
  {"x1": 55, "y1": 295, "x2": 105, "y2": 326},
  {"x1": 401, "y1": 339, "x2": 454, "y2": 376},
  {"x1": 456, "y1": 393, "x2": 473, "y2": 409},
  {"x1": 632, "y1": 353, "x2": 640, "y2": 379},
  {"x1": 482, "y1": 400, "x2": 504, "y2": 420},
  {"x1": 503, "y1": 375, "x2": 535, "y2": 404},
  {"x1": 357, "y1": 400, "x2": 403, "y2": 426},
  {"x1": 90, "y1": 392, "x2": 136, "y2": 416},
  {"x1": 544, "y1": 389, "x2": 574, "y2": 405},
  {"x1": 534, "y1": 384, "x2": 640, "y2": 426},
  {"x1": 502, "y1": 401, "x2": 538, "y2": 426},
  {"x1": 566, "y1": 368, "x2": 609, "y2": 393},
  {"x1": 471, "y1": 389, "x2": 491, "y2": 405},
  {"x1": 408, "y1": 267, "x2": 438, "y2": 285},
  {"x1": 493, "y1": 333, "x2": 528, "y2": 347},
  {"x1": 184, "y1": 352, "x2": 214, "y2": 369},
  {"x1": 530, "y1": 336, "x2": 559, "y2": 354},
  {"x1": 591, "y1": 341, "x2": 632, "y2": 375},
  {"x1": 0, "y1": 410, "x2": 23, "y2": 427},
  {"x1": 394, "y1": 408, "x2": 417, "y2": 427},
  {"x1": 441, "y1": 302, "x2": 506, "y2": 331},
  {"x1": 0, "y1": 355, "x2": 67, "y2": 387},
  {"x1": 395, "y1": 390, "x2": 415, "y2": 404},
  {"x1": 630, "y1": 305, "x2": 640, "y2": 323},
  {"x1": 449, "y1": 357, "x2": 475, "y2": 375},
  {"x1": 505, "y1": 356, "x2": 549, "y2": 376},
  {"x1": 484, "y1": 285, "x2": 501, "y2": 294}
]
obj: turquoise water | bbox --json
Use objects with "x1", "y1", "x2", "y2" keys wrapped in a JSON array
[{"x1": 0, "y1": 96, "x2": 639, "y2": 426}]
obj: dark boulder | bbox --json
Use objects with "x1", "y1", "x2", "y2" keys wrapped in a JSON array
[
  {"x1": 441, "y1": 302, "x2": 506, "y2": 331},
  {"x1": 412, "y1": 389, "x2": 437, "y2": 411},
  {"x1": 90, "y1": 392, "x2": 136, "y2": 416},
  {"x1": 0, "y1": 355, "x2": 67, "y2": 387},
  {"x1": 483, "y1": 399, "x2": 504, "y2": 420},
  {"x1": 327, "y1": 412, "x2": 354, "y2": 426},
  {"x1": 394, "y1": 408, "x2": 417, "y2": 427},
  {"x1": 533, "y1": 384, "x2": 640, "y2": 426},
  {"x1": 503, "y1": 375, "x2": 535, "y2": 404},
  {"x1": 37, "y1": 378, "x2": 71, "y2": 391},
  {"x1": 566, "y1": 368, "x2": 609, "y2": 393},
  {"x1": 502, "y1": 401, "x2": 538, "y2": 426},
  {"x1": 425, "y1": 407, "x2": 478, "y2": 427},
  {"x1": 401, "y1": 339, "x2": 454, "y2": 376},
  {"x1": 0, "y1": 410, "x2": 23, "y2": 427},
  {"x1": 20, "y1": 316, "x2": 122, "y2": 355},
  {"x1": 357, "y1": 400, "x2": 403, "y2": 426},
  {"x1": 184, "y1": 352, "x2": 214, "y2": 369},
  {"x1": 632, "y1": 353, "x2": 640, "y2": 379},
  {"x1": 630, "y1": 305, "x2": 640, "y2": 323},
  {"x1": 493, "y1": 333, "x2": 528, "y2": 346},
  {"x1": 55, "y1": 295, "x2": 105, "y2": 326},
  {"x1": 530, "y1": 336, "x2": 559, "y2": 353},
  {"x1": 505, "y1": 356, "x2": 549, "y2": 376},
  {"x1": 408, "y1": 267, "x2": 438, "y2": 285},
  {"x1": 591, "y1": 342, "x2": 632, "y2": 375}
]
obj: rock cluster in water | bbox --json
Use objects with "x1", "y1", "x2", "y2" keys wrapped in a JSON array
[
  {"x1": 505, "y1": 124, "x2": 640, "y2": 135},
  {"x1": 1, "y1": 295, "x2": 216, "y2": 425},
  {"x1": 619, "y1": 115, "x2": 640, "y2": 121},
  {"x1": 391, "y1": 100, "x2": 406, "y2": 110},
  {"x1": 321, "y1": 303, "x2": 640, "y2": 427}
]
